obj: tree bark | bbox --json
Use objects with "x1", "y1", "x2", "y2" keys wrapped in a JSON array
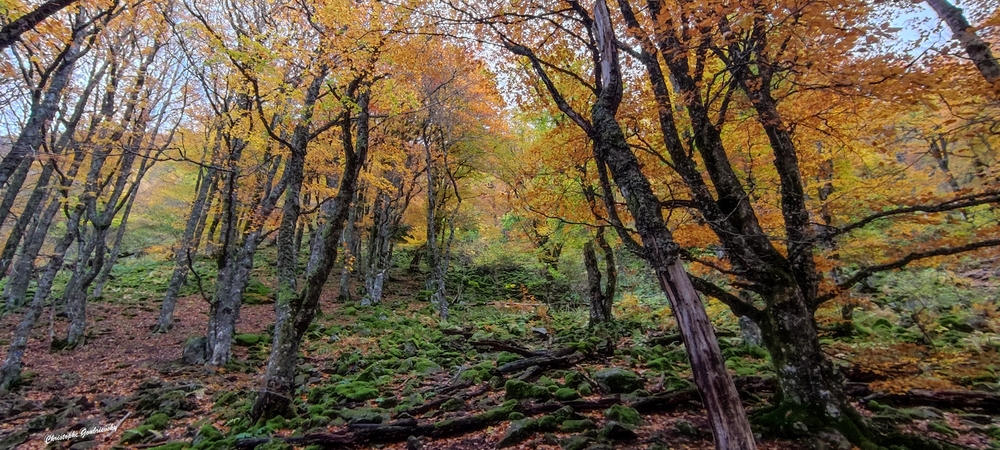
[
  {"x1": 924, "y1": 0, "x2": 1000, "y2": 93},
  {"x1": 252, "y1": 88, "x2": 371, "y2": 421},
  {"x1": 0, "y1": 12, "x2": 88, "y2": 190},
  {"x1": 155, "y1": 162, "x2": 217, "y2": 333},
  {"x1": 0, "y1": 0, "x2": 79, "y2": 51},
  {"x1": 584, "y1": 227, "x2": 616, "y2": 326},
  {"x1": 0, "y1": 203, "x2": 84, "y2": 392}
]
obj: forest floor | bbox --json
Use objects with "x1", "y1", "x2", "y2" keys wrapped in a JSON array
[{"x1": 0, "y1": 262, "x2": 998, "y2": 450}]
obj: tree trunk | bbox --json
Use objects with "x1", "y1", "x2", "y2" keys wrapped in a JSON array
[
  {"x1": 754, "y1": 286, "x2": 876, "y2": 442},
  {"x1": 424, "y1": 138, "x2": 449, "y2": 321},
  {"x1": 0, "y1": 158, "x2": 32, "y2": 232},
  {"x1": 924, "y1": 0, "x2": 1000, "y2": 93},
  {"x1": 0, "y1": 160, "x2": 46, "y2": 286},
  {"x1": 0, "y1": 0, "x2": 80, "y2": 51},
  {"x1": 590, "y1": 1, "x2": 756, "y2": 446},
  {"x1": 363, "y1": 193, "x2": 393, "y2": 306},
  {"x1": 0, "y1": 204, "x2": 84, "y2": 392},
  {"x1": 91, "y1": 186, "x2": 139, "y2": 299},
  {"x1": 155, "y1": 165, "x2": 217, "y2": 332},
  {"x1": 252, "y1": 89, "x2": 371, "y2": 422},
  {"x1": 0, "y1": 17, "x2": 87, "y2": 190},
  {"x1": 338, "y1": 199, "x2": 361, "y2": 302},
  {"x1": 584, "y1": 227, "x2": 616, "y2": 326}
]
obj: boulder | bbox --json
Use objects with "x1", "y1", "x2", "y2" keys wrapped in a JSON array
[{"x1": 593, "y1": 368, "x2": 643, "y2": 394}]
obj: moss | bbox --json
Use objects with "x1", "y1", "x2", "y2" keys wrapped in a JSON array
[
  {"x1": 333, "y1": 381, "x2": 380, "y2": 402},
  {"x1": 508, "y1": 412, "x2": 526, "y2": 420},
  {"x1": 145, "y1": 412, "x2": 171, "y2": 430},
  {"x1": 536, "y1": 414, "x2": 559, "y2": 431},
  {"x1": 121, "y1": 425, "x2": 154, "y2": 444},
  {"x1": 928, "y1": 421, "x2": 956, "y2": 437},
  {"x1": 496, "y1": 351, "x2": 521, "y2": 366},
  {"x1": 441, "y1": 397, "x2": 465, "y2": 412},
  {"x1": 646, "y1": 357, "x2": 672, "y2": 371},
  {"x1": 197, "y1": 424, "x2": 222, "y2": 441},
  {"x1": 504, "y1": 379, "x2": 549, "y2": 400},
  {"x1": 149, "y1": 443, "x2": 189, "y2": 450},
  {"x1": 265, "y1": 415, "x2": 288, "y2": 430},
  {"x1": 234, "y1": 334, "x2": 263, "y2": 346},
  {"x1": 410, "y1": 358, "x2": 441, "y2": 374},
  {"x1": 560, "y1": 419, "x2": 596, "y2": 432},
  {"x1": 576, "y1": 383, "x2": 593, "y2": 396},
  {"x1": 554, "y1": 387, "x2": 579, "y2": 401},
  {"x1": 604, "y1": 404, "x2": 642, "y2": 426}
]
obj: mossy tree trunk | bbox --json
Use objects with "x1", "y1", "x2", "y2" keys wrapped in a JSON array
[
  {"x1": 584, "y1": 227, "x2": 616, "y2": 326},
  {"x1": 252, "y1": 88, "x2": 371, "y2": 422}
]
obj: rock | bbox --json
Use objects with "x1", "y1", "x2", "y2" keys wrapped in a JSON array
[
  {"x1": 560, "y1": 419, "x2": 596, "y2": 432},
  {"x1": 604, "y1": 404, "x2": 642, "y2": 426},
  {"x1": 646, "y1": 357, "x2": 672, "y2": 371},
  {"x1": 593, "y1": 368, "x2": 643, "y2": 394},
  {"x1": 536, "y1": 415, "x2": 560, "y2": 431},
  {"x1": 234, "y1": 333, "x2": 262, "y2": 346},
  {"x1": 739, "y1": 315, "x2": 764, "y2": 347},
  {"x1": 504, "y1": 379, "x2": 549, "y2": 400},
  {"x1": 497, "y1": 419, "x2": 538, "y2": 448},
  {"x1": 559, "y1": 435, "x2": 592, "y2": 450},
  {"x1": 441, "y1": 397, "x2": 465, "y2": 412},
  {"x1": 377, "y1": 397, "x2": 399, "y2": 408},
  {"x1": 145, "y1": 412, "x2": 171, "y2": 430},
  {"x1": 809, "y1": 430, "x2": 852, "y2": 450},
  {"x1": 182, "y1": 336, "x2": 208, "y2": 365},
  {"x1": 497, "y1": 351, "x2": 521, "y2": 366},
  {"x1": 338, "y1": 408, "x2": 384, "y2": 424},
  {"x1": 674, "y1": 419, "x2": 701, "y2": 437},
  {"x1": 68, "y1": 441, "x2": 99, "y2": 450},
  {"x1": 551, "y1": 406, "x2": 580, "y2": 422},
  {"x1": 600, "y1": 421, "x2": 637, "y2": 441},
  {"x1": 0, "y1": 430, "x2": 28, "y2": 448},
  {"x1": 554, "y1": 388, "x2": 579, "y2": 401},
  {"x1": 406, "y1": 435, "x2": 423, "y2": 450},
  {"x1": 27, "y1": 413, "x2": 56, "y2": 432}
]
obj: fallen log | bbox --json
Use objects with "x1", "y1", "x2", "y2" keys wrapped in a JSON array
[
  {"x1": 495, "y1": 349, "x2": 583, "y2": 374},
  {"x1": 469, "y1": 339, "x2": 544, "y2": 357},
  {"x1": 235, "y1": 389, "x2": 700, "y2": 449},
  {"x1": 863, "y1": 389, "x2": 1000, "y2": 413}
]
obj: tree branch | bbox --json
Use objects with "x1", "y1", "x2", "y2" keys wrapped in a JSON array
[
  {"x1": 817, "y1": 238, "x2": 1000, "y2": 304},
  {"x1": 827, "y1": 191, "x2": 1000, "y2": 239}
]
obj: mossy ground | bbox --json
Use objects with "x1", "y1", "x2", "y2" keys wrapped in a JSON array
[{"x1": 0, "y1": 253, "x2": 996, "y2": 449}]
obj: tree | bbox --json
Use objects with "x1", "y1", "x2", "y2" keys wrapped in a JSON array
[
  {"x1": 0, "y1": 0, "x2": 81, "y2": 51},
  {"x1": 451, "y1": 0, "x2": 758, "y2": 447},
  {"x1": 923, "y1": 0, "x2": 1000, "y2": 93}
]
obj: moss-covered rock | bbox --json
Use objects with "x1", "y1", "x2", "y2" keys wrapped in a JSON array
[
  {"x1": 560, "y1": 419, "x2": 596, "y2": 432},
  {"x1": 441, "y1": 397, "x2": 465, "y2": 412},
  {"x1": 338, "y1": 408, "x2": 384, "y2": 425},
  {"x1": 497, "y1": 419, "x2": 537, "y2": 448},
  {"x1": 604, "y1": 404, "x2": 642, "y2": 426},
  {"x1": 536, "y1": 414, "x2": 559, "y2": 431},
  {"x1": 504, "y1": 379, "x2": 549, "y2": 400},
  {"x1": 145, "y1": 412, "x2": 171, "y2": 430},
  {"x1": 577, "y1": 383, "x2": 593, "y2": 396},
  {"x1": 593, "y1": 368, "x2": 643, "y2": 394},
  {"x1": 496, "y1": 352, "x2": 522, "y2": 366},
  {"x1": 558, "y1": 435, "x2": 592, "y2": 450},
  {"x1": 234, "y1": 334, "x2": 263, "y2": 346},
  {"x1": 600, "y1": 421, "x2": 637, "y2": 441},
  {"x1": 333, "y1": 381, "x2": 380, "y2": 402},
  {"x1": 646, "y1": 357, "x2": 672, "y2": 371},
  {"x1": 554, "y1": 387, "x2": 579, "y2": 401}
]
